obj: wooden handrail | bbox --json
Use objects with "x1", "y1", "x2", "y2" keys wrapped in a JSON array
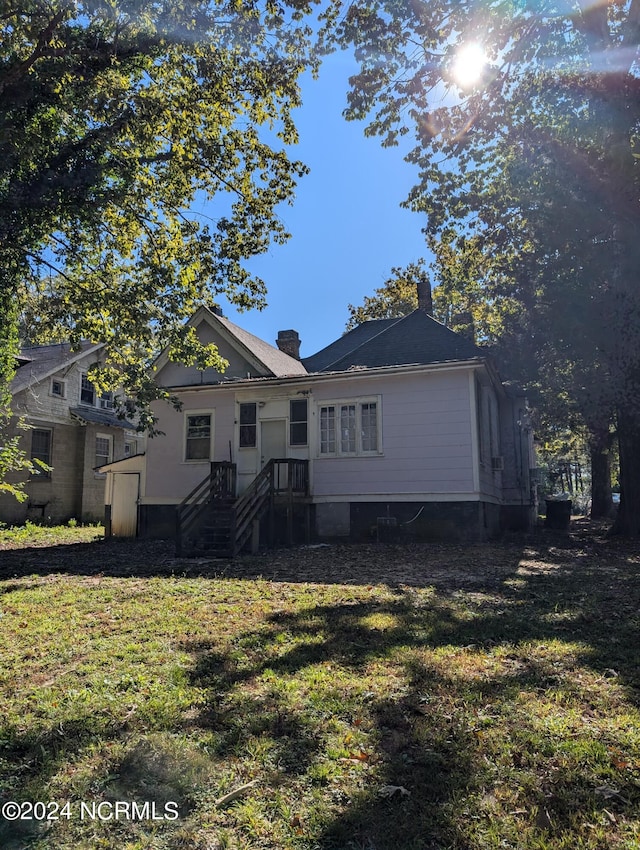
[
  {"x1": 176, "y1": 462, "x2": 236, "y2": 555},
  {"x1": 231, "y1": 459, "x2": 309, "y2": 555},
  {"x1": 231, "y1": 460, "x2": 274, "y2": 555},
  {"x1": 176, "y1": 459, "x2": 309, "y2": 557}
]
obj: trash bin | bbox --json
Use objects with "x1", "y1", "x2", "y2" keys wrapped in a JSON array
[{"x1": 545, "y1": 499, "x2": 572, "y2": 530}]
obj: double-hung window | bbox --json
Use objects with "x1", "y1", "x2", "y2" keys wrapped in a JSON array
[
  {"x1": 31, "y1": 428, "x2": 52, "y2": 477},
  {"x1": 95, "y1": 434, "x2": 112, "y2": 475},
  {"x1": 319, "y1": 398, "x2": 380, "y2": 456},
  {"x1": 99, "y1": 391, "x2": 114, "y2": 410},
  {"x1": 185, "y1": 413, "x2": 212, "y2": 461},
  {"x1": 80, "y1": 374, "x2": 96, "y2": 406}
]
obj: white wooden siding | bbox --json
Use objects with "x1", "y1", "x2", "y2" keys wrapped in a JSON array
[
  {"x1": 144, "y1": 389, "x2": 235, "y2": 500},
  {"x1": 312, "y1": 370, "x2": 475, "y2": 497},
  {"x1": 156, "y1": 322, "x2": 260, "y2": 387},
  {"x1": 477, "y1": 383, "x2": 503, "y2": 502}
]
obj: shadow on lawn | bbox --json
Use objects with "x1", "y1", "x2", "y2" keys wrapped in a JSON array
[
  {"x1": 2, "y1": 525, "x2": 639, "y2": 848},
  {"x1": 184, "y1": 539, "x2": 640, "y2": 849},
  {"x1": 0, "y1": 538, "x2": 180, "y2": 580}
]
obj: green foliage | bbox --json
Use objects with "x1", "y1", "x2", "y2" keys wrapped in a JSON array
[
  {"x1": 0, "y1": 520, "x2": 102, "y2": 546},
  {"x1": 0, "y1": 1, "x2": 323, "y2": 437},
  {"x1": 325, "y1": 0, "x2": 640, "y2": 531},
  {"x1": 346, "y1": 261, "x2": 422, "y2": 329}
]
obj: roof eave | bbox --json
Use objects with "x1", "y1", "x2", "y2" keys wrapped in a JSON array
[
  {"x1": 163, "y1": 357, "x2": 488, "y2": 393},
  {"x1": 11, "y1": 343, "x2": 105, "y2": 395}
]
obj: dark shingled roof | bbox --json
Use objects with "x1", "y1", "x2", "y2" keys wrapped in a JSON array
[
  {"x1": 70, "y1": 407, "x2": 136, "y2": 430},
  {"x1": 11, "y1": 341, "x2": 99, "y2": 394},
  {"x1": 214, "y1": 312, "x2": 308, "y2": 377},
  {"x1": 302, "y1": 318, "x2": 402, "y2": 372},
  {"x1": 303, "y1": 310, "x2": 481, "y2": 372}
]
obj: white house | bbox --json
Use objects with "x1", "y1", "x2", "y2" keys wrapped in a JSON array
[{"x1": 101, "y1": 302, "x2": 536, "y2": 552}]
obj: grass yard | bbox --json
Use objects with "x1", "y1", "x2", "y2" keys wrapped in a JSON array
[
  {"x1": 0, "y1": 521, "x2": 103, "y2": 550},
  {"x1": 0, "y1": 523, "x2": 639, "y2": 850}
]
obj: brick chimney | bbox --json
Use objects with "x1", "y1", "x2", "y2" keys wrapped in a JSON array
[
  {"x1": 276, "y1": 329, "x2": 301, "y2": 360},
  {"x1": 416, "y1": 275, "x2": 433, "y2": 314}
]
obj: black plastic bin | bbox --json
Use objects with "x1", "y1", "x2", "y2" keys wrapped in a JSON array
[{"x1": 545, "y1": 499, "x2": 572, "y2": 530}]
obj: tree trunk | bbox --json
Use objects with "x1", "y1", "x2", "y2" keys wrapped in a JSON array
[
  {"x1": 588, "y1": 424, "x2": 613, "y2": 519},
  {"x1": 0, "y1": 268, "x2": 20, "y2": 416},
  {"x1": 610, "y1": 409, "x2": 640, "y2": 536}
]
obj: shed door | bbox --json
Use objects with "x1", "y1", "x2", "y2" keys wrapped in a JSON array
[{"x1": 111, "y1": 473, "x2": 139, "y2": 537}]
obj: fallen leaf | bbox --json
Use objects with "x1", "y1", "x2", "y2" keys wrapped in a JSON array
[
  {"x1": 379, "y1": 785, "x2": 411, "y2": 798},
  {"x1": 214, "y1": 779, "x2": 260, "y2": 808},
  {"x1": 594, "y1": 785, "x2": 628, "y2": 802}
]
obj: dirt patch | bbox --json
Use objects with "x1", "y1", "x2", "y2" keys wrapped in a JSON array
[{"x1": 1, "y1": 518, "x2": 637, "y2": 593}]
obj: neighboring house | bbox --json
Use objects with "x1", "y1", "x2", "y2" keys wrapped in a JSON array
[
  {"x1": 0, "y1": 342, "x2": 142, "y2": 525},
  {"x1": 102, "y1": 301, "x2": 536, "y2": 550}
]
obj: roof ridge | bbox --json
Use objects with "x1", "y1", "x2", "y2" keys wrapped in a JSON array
[
  {"x1": 206, "y1": 308, "x2": 307, "y2": 377},
  {"x1": 315, "y1": 314, "x2": 405, "y2": 371},
  {"x1": 216, "y1": 313, "x2": 282, "y2": 354},
  {"x1": 315, "y1": 309, "x2": 481, "y2": 372}
]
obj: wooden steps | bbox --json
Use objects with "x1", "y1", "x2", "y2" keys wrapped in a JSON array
[{"x1": 176, "y1": 459, "x2": 309, "y2": 558}]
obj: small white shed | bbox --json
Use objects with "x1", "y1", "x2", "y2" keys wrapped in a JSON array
[{"x1": 100, "y1": 453, "x2": 145, "y2": 537}]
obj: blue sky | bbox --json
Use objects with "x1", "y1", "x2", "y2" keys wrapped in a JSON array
[{"x1": 219, "y1": 50, "x2": 429, "y2": 359}]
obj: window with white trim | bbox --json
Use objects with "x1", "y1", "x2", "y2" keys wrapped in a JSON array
[
  {"x1": 99, "y1": 391, "x2": 114, "y2": 410},
  {"x1": 318, "y1": 398, "x2": 380, "y2": 456},
  {"x1": 185, "y1": 413, "x2": 212, "y2": 461},
  {"x1": 31, "y1": 428, "x2": 52, "y2": 477},
  {"x1": 50, "y1": 378, "x2": 65, "y2": 398},
  {"x1": 95, "y1": 434, "x2": 112, "y2": 474},
  {"x1": 80, "y1": 374, "x2": 96, "y2": 406}
]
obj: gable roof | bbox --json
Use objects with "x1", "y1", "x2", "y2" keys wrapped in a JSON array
[
  {"x1": 303, "y1": 310, "x2": 482, "y2": 372},
  {"x1": 11, "y1": 341, "x2": 103, "y2": 395},
  {"x1": 153, "y1": 306, "x2": 308, "y2": 380},
  {"x1": 214, "y1": 312, "x2": 307, "y2": 377}
]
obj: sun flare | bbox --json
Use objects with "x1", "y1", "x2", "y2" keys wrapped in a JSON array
[{"x1": 453, "y1": 43, "x2": 488, "y2": 88}]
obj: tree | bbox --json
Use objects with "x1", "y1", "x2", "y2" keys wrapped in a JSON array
[
  {"x1": 325, "y1": 0, "x2": 640, "y2": 533},
  {"x1": 1, "y1": 0, "x2": 322, "y2": 464},
  {"x1": 346, "y1": 261, "x2": 422, "y2": 329},
  {"x1": 347, "y1": 241, "x2": 617, "y2": 519}
]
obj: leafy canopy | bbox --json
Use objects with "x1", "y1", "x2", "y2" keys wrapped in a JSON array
[{"x1": 1, "y1": 0, "x2": 324, "y2": 430}]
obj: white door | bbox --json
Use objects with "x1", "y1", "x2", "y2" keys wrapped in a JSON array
[
  {"x1": 261, "y1": 420, "x2": 288, "y2": 489},
  {"x1": 111, "y1": 473, "x2": 139, "y2": 537},
  {"x1": 260, "y1": 419, "x2": 287, "y2": 466}
]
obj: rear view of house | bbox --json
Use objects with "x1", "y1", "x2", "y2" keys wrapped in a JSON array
[{"x1": 107, "y1": 302, "x2": 536, "y2": 551}]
